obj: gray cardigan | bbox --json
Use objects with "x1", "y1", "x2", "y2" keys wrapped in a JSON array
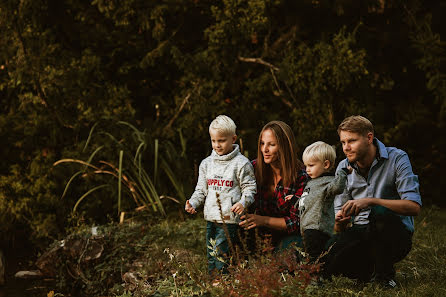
[{"x1": 297, "y1": 169, "x2": 348, "y2": 235}]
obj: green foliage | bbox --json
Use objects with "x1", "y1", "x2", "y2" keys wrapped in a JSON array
[
  {"x1": 282, "y1": 27, "x2": 368, "y2": 145},
  {"x1": 0, "y1": 153, "x2": 69, "y2": 248},
  {"x1": 410, "y1": 14, "x2": 446, "y2": 121}
]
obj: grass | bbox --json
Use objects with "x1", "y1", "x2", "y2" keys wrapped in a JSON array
[
  {"x1": 54, "y1": 121, "x2": 193, "y2": 221},
  {"x1": 395, "y1": 206, "x2": 446, "y2": 296},
  {"x1": 47, "y1": 206, "x2": 446, "y2": 296}
]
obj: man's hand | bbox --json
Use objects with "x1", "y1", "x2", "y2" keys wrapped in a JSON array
[
  {"x1": 231, "y1": 202, "x2": 244, "y2": 215},
  {"x1": 341, "y1": 198, "x2": 373, "y2": 217},
  {"x1": 185, "y1": 200, "x2": 197, "y2": 214}
]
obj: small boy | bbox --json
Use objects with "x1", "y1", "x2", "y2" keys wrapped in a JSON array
[
  {"x1": 185, "y1": 115, "x2": 257, "y2": 275},
  {"x1": 297, "y1": 141, "x2": 351, "y2": 262}
]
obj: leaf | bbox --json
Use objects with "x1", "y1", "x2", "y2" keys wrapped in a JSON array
[
  {"x1": 118, "y1": 150, "x2": 123, "y2": 215},
  {"x1": 85, "y1": 146, "x2": 104, "y2": 171},
  {"x1": 154, "y1": 138, "x2": 159, "y2": 186},
  {"x1": 83, "y1": 121, "x2": 100, "y2": 152},
  {"x1": 61, "y1": 171, "x2": 83, "y2": 199},
  {"x1": 73, "y1": 185, "x2": 109, "y2": 213}
]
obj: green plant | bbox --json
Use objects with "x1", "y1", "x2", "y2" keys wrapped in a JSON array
[{"x1": 54, "y1": 120, "x2": 192, "y2": 218}]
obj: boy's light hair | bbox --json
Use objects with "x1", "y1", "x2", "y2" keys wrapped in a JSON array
[
  {"x1": 209, "y1": 115, "x2": 236, "y2": 136},
  {"x1": 302, "y1": 141, "x2": 336, "y2": 171}
]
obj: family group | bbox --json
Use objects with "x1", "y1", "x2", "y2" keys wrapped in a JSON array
[{"x1": 185, "y1": 115, "x2": 421, "y2": 289}]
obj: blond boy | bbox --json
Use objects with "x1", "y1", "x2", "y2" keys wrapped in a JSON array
[
  {"x1": 298, "y1": 141, "x2": 351, "y2": 262},
  {"x1": 185, "y1": 115, "x2": 256, "y2": 274}
]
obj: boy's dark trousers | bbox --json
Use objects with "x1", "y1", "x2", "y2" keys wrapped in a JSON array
[
  {"x1": 303, "y1": 229, "x2": 331, "y2": 262},
  {"x1": 324, "y1": 206, "x2": 413, "y2": 281}
]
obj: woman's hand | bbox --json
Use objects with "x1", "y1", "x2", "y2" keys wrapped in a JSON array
[{"x1": 239, "y1": 213, "x2": 264, "y2": 230}]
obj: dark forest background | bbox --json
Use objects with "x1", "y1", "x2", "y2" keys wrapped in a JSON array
[{"x1": 0, "y1": 0, "x2": 445, "y2": 252}]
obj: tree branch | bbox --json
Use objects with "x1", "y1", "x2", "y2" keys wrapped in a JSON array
[
  {"x1": 270, "y1": 68, "x2": 292, "y2": 108},
  {"x1": 238, "y1": 56, "x2": 280, "y2": 71},
  {"x1": 164, "y1": 93, "x2": 191, "y2": 132}
]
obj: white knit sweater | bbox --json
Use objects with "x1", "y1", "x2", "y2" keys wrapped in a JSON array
[{"x1": 189, "y1": 144, "x2": 256, "y2": 223}]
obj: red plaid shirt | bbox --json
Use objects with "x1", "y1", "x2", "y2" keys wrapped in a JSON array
[{"x1": 251, "y1": 160, "x2": 309, "y2": 235}]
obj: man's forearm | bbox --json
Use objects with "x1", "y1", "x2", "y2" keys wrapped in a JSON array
[{"x1": 369, "y1": 198, "x2": 421, "y2": 216}]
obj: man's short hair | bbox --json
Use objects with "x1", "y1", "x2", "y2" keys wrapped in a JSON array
[
  {"x1": 302, "y1": 141, "x2": 336, "y2": 171},
  {"x1": 337, "y1": 115, "x2": 374, "y2": 136},
  {"x1": 209, "y1": 115, "x2": 236, "y2": 136}
]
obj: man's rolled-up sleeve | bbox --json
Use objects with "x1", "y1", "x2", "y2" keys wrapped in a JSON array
[{"x1": 395, "y1": 153, "x2": 422, "y2": 206}]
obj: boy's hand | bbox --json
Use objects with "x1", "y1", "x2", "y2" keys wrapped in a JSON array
[
  {"x1": 285, "y1": 194, "x2": 298, "y2": 206},
  {"x1": 346, "y1": 166, "x2": 353, "y2": 174},
  {"x1": 231, "y1": 202, "x2": 244, "y2": 215},
  {"x1": 284, "y1": 195, "x2": 293, "y2": 201},
  {"x1": 335, "y1": 210, "x2": 351, "y2": 224},
  {"x1": 185, "y1": 200, "x2": 197, "y2": 214},
  {"x1": 334, "y1": 210, "x2": 351, "y2": 232}
]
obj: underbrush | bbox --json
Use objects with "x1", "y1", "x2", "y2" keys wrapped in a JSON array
[{"x1": 46, "y1": 206, "x2": 446, "y2": 296}]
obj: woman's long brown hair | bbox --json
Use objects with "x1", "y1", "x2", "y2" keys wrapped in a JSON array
[{"x1": 255, "y1": 121, "x2": 304, "y2": 188}]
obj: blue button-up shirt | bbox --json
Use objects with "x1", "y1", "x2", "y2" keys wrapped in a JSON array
[{"x1": 334, "y1": 138, "x2": 422, "y2": 232}]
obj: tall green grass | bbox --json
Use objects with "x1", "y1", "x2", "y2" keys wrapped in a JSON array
[{"x1": 54, "y1": 121, "x2": 192, "y2": 218}]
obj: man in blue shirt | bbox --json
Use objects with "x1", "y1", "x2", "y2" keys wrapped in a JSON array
[{"x1": 326, "y1": 115, "x2": 422, "y2": 288}]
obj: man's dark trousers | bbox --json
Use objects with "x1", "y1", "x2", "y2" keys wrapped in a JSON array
[{"x1": 324, "y1": 206, "x2": 412, "y2": 281}]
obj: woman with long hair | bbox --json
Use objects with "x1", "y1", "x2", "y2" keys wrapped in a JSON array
[{"x1": 239, "y1": 121, "x2": 308, "y2": 249}]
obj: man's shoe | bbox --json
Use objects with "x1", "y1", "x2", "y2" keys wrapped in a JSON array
[
  {"x1": 382, "y1": 278, "x2": 397, "y2": 289},
  {"x1": 371, "y1": 275, "x2": 397, "y2": 289}
]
